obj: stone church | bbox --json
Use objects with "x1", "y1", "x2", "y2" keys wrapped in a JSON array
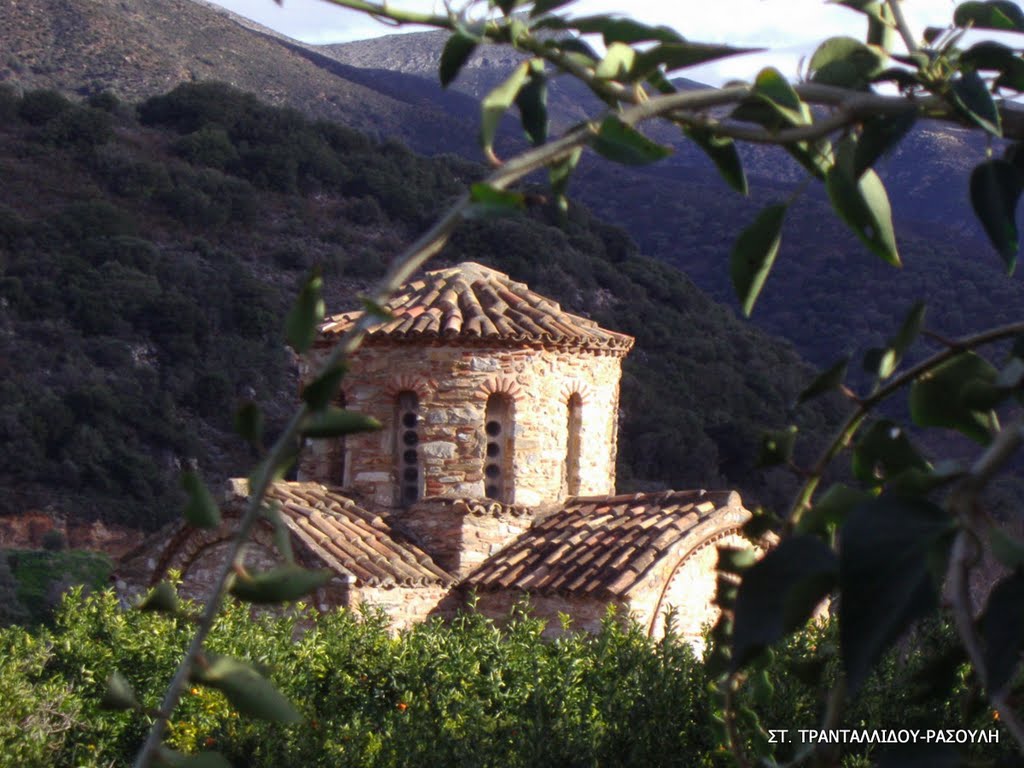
[{"x1": 120, "y1": 262, "x2": 750, "y2": 643}]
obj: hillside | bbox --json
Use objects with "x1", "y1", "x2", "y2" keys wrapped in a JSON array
[
  {"x1": 0, "y1": 0, "x2": 504, "y2": 158},
  {"x1": 320, "y1": 30, "x2": 1020, "y2": 370},
  {"x1": 2, "y1": 0, "x2": 1016, "y2": 376},
  {"x1": 0, "y1": 83, "x2": 839, "y2": 530}
]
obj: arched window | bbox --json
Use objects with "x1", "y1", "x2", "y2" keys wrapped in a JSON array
[
  {"x1": 484, "y1": 394, "x2": 513, "y2": 502},
  {"x1": 565, "y1": 393, "x2": 583, "y2": 497},
  {"x1": 395, "y1": 391, "x2": 421, "y2": 506}
]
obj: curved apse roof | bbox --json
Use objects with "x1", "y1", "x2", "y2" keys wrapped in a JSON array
[
  {"x1": 463, "y1": 490, "x2": 749, "y2": 599},
  {"x1": 319, "y1": 262, "x2": 634, "y2": 354}
]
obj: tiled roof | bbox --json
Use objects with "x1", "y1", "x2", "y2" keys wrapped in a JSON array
[
  {"x1": 260, "y1": 482, "x2": 453, "y2": 588},
  {"x1": 415, "y1": 496, "x2": 537, "y2": 518},
  {"x1": 319, "y1": 261, "x2": 634, "y2": 353},
  {"x1": 464, "y1": 490, "x2": 747, "y2": 598}
]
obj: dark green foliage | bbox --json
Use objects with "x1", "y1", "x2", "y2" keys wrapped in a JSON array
[
  {"x1": 18, "y1": 89, "x2": 72, "y2": 125},
  {"x1": 0, "y1": 553, "x2": 28, "y2": 628},
  {"x1": 3, "y1": 550, "x2": 112, "y2": 626}
]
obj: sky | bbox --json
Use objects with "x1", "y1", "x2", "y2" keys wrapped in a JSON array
[{"x1": 203, "y1": 0, "x2": 993, "y2": 85}]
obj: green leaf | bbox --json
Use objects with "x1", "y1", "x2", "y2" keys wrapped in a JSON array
[
  {"x1": 683, "y1": 126, "x2": 747, "y2": 195},
  {"x1": 892, "y1": 300, "x2": 927, "y2": 357},
  {"x1": 983, "y1": 569, "x2": 1024, "y2": 693},
  {"x1": 950, "y1": 70, "x2": 1002, "y2": 136},
  {"x1": 549, "y1": 146, "x2": 582, "y2": 213},
  {"x1": 595, "y1": 42, "x2": 636, "y2": 80},
  {"x1": 285, "y1": 272, "x2": 325, "y2": 354},
  {"x1": 995, "y1": 57, "x2": 1024, "y2": 91},
  {"x1": 851, "y1": 419, "x2": 930, "y2": 485},
  {"x1": 496, "y1": 0, "x2": 524, "y2": 15},
  {"x1": 885, "y1": 462, "x2": 964, "y2": 496},
  {"x1": 464, "y1": 182, "x2": 526, "y2": 220},
  {"x1": 990, "y1": 527, "x2": 1024, "y2": 569},
  {"x1": 359, "y1": 296, "x2": 393, "y2": 323},
  {"x1": 863, "y1": 346, "x2": 898, "y2": 378},
  {"x1": 591, "y1": 116, "x2": 672, "y2": 165},
  {"x1": 634, "y1": 42, "x2": 757, "y2": 77},
  {"x1": 953, "y1": 1, "x2": 1024, "y2": 31},
  {"x1": 731, "y1": 536, "x2": 837, "y2": 671},
  {"x1": 833, "y1": 0, "x2": 890, "y2": 26},
  {"x1": 481, "y1": 62, "x2": 531, "y2": 162},
  {"x1": 515, "y1": 67, "x2": 548, "y2": 146},
  {"x1": 262, "y1": 501, "x2": 294, "y2": 564},
  {"x1": 137, "y1": 581, "x2": 179, "y2": 614},
  {"x1": 557, "y1": 15, "x2": 683, "y2": 45},
  {"x1": 302, "y1": 365, "x2": 347, "y2": 412},
  {"x1": 840, "y1": 496, "x2": 955, "y2": 693},
  {"x1": 302, "y1": 407, "x2": 381, "y2": 438},
  {"x1": 826, "y1": 165, "x2": 900, "y2": 266},
  {"x1": 530, "y1": 0, "x2": 575, "y2": 17},
  {"x1": 753, "y1": 67, "x2": 810, "y2": 126},
  {"x1": 866, "y1": 2, "x2": 897, "y2": 51},
  {"x1": 854, "y1": 112, "x2": 916, "y2": 177},
  {"x1": 785, "y1": 138, "x2": 835, "y2": 180},
  {"x1": 808, "y1": 36, "x2": 886, "y2": 88},
  {"x1": 970, "y1": 159, "x2": 1022, "y2": 272},
  {"x1": 717, "y1": 546, "x2": 758, "y2": 575},
  {"x1": 758, "y1": 424, "x2": 797, "y2": 467},
  {"x1": 961, "y1": 40, "x2": 1019, "y2": 71},
  {"x1": 159, "y1": 749, "x2": 233, "y2": 768},
  {"x1": 909, "y1": 352, "x2": 1000, "y2": 444},
  {"x1": 230, "y1": 565, "x2": 332, "y2": 604},
  {"x1": 439, "y1": 32, "x2": 478, "y2": 88},
  {"x1": 798, "y1": 357, "x2": 849, "y2": 404},
  {"x1": 182, "y1": 471, "x2": 221, "y2": 529},
  {"x1": 741, "y1": 507, "x2": 780, "y2": 540},
  {"x1": 234, "y1": 401, "x2": 264, "y2": 445},
  {"x1": 730, "y1": 203, "x2": 786, "y2": 316},
  {"x1": 100, "y1": 671, "x2": 140, "y2": 711},
  {"x1": 194, "y1": 656, "x2": 302, "y2": 723},
  {"x1": 796, "y1": 483, "x2": 872, "y2": 536}
]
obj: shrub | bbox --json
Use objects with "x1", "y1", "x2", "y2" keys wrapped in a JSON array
[{"x1": 18, "y1": 89, "x2": 71, "y2": 126}]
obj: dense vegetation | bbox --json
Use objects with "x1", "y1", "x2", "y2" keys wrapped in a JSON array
[
  {"x1": 0, "y1": 588, "x2": 1009, "y2": 768},
  {"x1": 0, "y1": 81, "x2": 839, "y2": 529}
]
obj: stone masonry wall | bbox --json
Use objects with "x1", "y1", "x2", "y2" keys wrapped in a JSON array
[
  {"x1": 353, "y1": 583, "x2": 452, "y2": 631},
  {"x1": 398, "y1": 500, "x2": 538, "y2": 578},
  {"x1": 298, "y1": 342, "x2": 625, "y2": 509},
  {"x1": 629, "y1": 530, "x2": 750, "y2": 647}
]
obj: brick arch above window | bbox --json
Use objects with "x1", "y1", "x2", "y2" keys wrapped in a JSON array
[
  {"x1": 478, "y1": 375, "x2": 521, "y2": 401},
  {"x1": 560, "y1": 380, "x2": 593, "y2": 405},
  {"x1": 383, "y1": 374, "x2": 432, "y2": 400}
]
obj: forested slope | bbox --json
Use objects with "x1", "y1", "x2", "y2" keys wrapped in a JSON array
[{"x1": 0, "y1": 83, "x2": 839, "y2": 529}]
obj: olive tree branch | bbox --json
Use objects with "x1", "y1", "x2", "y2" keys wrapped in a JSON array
[
  {"x1": 786, "y1": 320, "x2": 1024, "y2": 530},
  {"x1": 948, "y1": 416, "x2": 1024, "y2": 751},
  {"x1": 887, "y1": 0, "x2": 919, "y2": 55}
]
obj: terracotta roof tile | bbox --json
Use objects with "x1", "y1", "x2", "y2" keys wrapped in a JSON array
[
  {"x1": 319, "y1": 262, "x2": 634, "y2": 354},
  {"x1": 254, "y1": 482, "x2": 453, "y2": 588},
  {"x1": 464, "y1": 490, "x2": 747, "y2": 599}
]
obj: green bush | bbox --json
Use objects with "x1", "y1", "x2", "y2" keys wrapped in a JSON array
[
  {"x1": 2, "y1": 589, "x2": 1010, "y2": 768},
  {"x1": 1, "y1": 590, "x2": 717, "y2": 768}
]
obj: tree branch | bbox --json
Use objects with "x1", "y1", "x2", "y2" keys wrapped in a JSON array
[
  {"x1": 947, "y1": 415, "x2": 1024, "y2": 751},
  {"x1": 787, "y1": 320, "x2": 1024, "y2": 530},
  {"x1": 887, "y1": 0, "x2": 919, "y2": 55}
]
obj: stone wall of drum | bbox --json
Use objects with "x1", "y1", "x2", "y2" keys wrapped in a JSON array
[{"x1": 297, "y1": 342, "x2": 625, "y2": 508}]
